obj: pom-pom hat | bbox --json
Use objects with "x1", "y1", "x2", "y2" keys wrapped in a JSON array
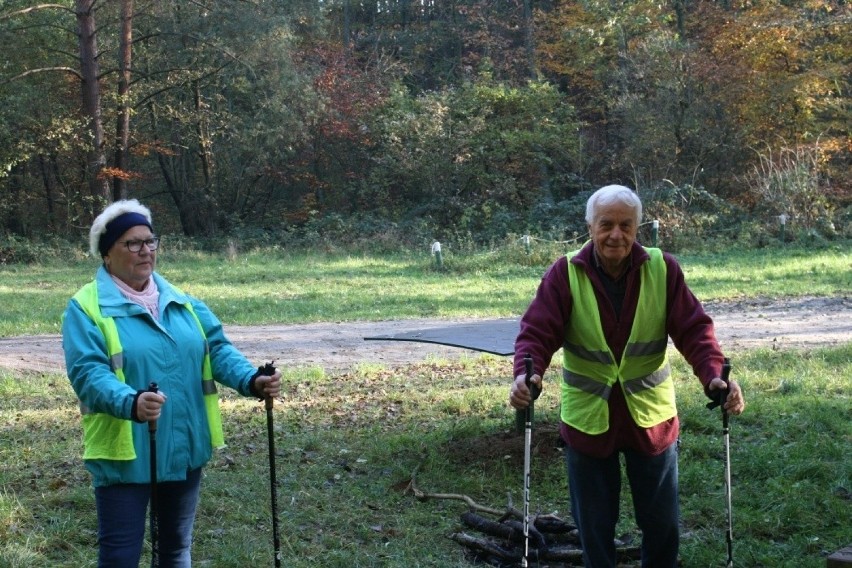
[{"x1": 89, "y1": 199, "x2": 154, "y2": 257}]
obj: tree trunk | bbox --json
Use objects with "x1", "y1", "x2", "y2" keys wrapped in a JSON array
[
  {"x1": 194, "y1": 81, "x2": 212, "y2": 188},
  {"x1": 75, "y1": 0, "x2": 110, "y2": 203},
  {"x1": 113, "y1": 0, "x2": 134, "y2": 201},
  {"x1": 674, "y1": 0, "x2": 686, "y2": 40},
  {"x1": 38, "y1": 155, "x2": 57, "y2": 231},
  {"x1": 5, "y1": 164, "x2": 26, "y2": 235},
  {"x1": 524, "y1": 0, "x2": 535, "y2": 79},
  {"x1": 343, "y1": 0, "x2": 351, "y2": 52}
]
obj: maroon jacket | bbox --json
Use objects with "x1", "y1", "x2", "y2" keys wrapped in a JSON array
[{"x1": 514, "y1": 241, "x2": 724, "y2": 457}]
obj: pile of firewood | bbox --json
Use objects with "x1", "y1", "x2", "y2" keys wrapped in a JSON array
[
  {"x1": 450, "y1": 510, "x2": 640, "y2": 567},
  {"x1": 405, "y1": 472, "x2": 641, "y2": 567}
]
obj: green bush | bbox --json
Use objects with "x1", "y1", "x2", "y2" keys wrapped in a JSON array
[{"x1": 0, "y1": 236, "x2": 86, "y2": 265}]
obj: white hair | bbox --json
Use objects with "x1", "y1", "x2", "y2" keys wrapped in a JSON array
[
  {"x1": 89, "y1": 199, "x2": 153, "y2": 257},
  {"x1": 585, "y1": 185, "x2": 643, "y2": 225}
]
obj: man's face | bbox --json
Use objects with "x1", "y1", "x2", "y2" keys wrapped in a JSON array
[
  {"x1": 103, "y1": 225, "x2": 157, "y2": 290},
  {"x1": 589, "y1": 201, "x2": 637, "y2": 271}
]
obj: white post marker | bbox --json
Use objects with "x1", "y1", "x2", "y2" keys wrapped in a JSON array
[{"x1": 431, "y1": 241, "x2": 443, "y2": 268}]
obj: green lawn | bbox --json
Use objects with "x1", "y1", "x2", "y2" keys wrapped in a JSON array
[
  {"x1": 1, "y1": 243, "x2": 850, "y2": 567},
  {"x1": 0, "y1": 242, "x2": 849, "y2": 336}
]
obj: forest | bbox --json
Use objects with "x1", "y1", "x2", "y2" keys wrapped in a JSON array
[{"x1": 0, "y1": 0, "x2": 849, "y2": 256}]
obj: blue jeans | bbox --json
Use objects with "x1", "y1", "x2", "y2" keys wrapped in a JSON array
[
  {"x1": 94, "y1": 468, "x2": 202, "y2": 568},
  {"x1": 565, "y1": 443, "x2": 679, "y2": 568}
]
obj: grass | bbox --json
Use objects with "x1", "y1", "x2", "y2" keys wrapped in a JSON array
[
  {"x1": 0, "y1": 241, "x2": 849, "y2": 336},
  {"x1": 0, "y1": 242, "x2": 850, "y2": 566},
  {"x1": 0, "y1": 347, "x2": 850, "y2": 567}
]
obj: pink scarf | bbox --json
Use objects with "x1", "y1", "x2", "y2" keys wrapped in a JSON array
[{"x1": 112, "y1": 275, "x2": 160, "y2": 320}]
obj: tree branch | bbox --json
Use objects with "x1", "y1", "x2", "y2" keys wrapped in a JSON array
[
  {"x1": 0, "y1": 4, "x2": 73, "y2": 22},
  {"x1": 404, "y1": 467, "x2": 511, "y2": 517},
  {"x1": 5, "y1": 67, "x2": 82, "y2": 83}
]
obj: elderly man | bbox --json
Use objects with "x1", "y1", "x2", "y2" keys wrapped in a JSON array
[{"x1": 510, "y1": 184, "x2": 745, "y2": 568}]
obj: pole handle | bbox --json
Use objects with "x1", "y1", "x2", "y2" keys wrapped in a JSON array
[
  {"x1": 706, "y1": 358, "x2": 731, "y2": 411},
  {"x1": 524, "y1": 353, "x2": 540, "y2": 401},
  {"x1": 148, "y1": 382, "x2": 159, "y2": 432},
  {"x1": 515, "y1": 354, "x2": 540, "y2": 433},
  {"x1": 720, "y1": 357, "x2": 731, "y2": 385},
  {"x1": 258, "y1": 361, "x2": 276, "y2": 409}
]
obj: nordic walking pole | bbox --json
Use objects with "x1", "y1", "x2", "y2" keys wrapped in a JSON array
[
  {"x1": 148, "y1": 382, "x2": 160, "y2": 568},
  {"x1": 521, "y1": 353, "x2": 540, "y2": 568},
  {"x1": 707, "y1": 358, "x2": 734, "y2": 567},
  {"x1": 259, "y1": 362, "x2": 282, "y2": 568}
]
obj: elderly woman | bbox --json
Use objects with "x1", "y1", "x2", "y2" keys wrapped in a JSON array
[
  {"x1": 62, "y1": 199, "x2": 281, "y2": 567},
  {"x1": 510, "y1": 185, "x2": 745, "y2": 568}
]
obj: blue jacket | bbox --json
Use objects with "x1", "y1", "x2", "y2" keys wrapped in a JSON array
[{"x1": 62, "y1": 266, "x2": 258, "y2": 487}]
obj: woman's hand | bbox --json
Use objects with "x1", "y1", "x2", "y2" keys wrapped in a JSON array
[
  {"x1": 254, "y1": 371, "x2": 282, "y2": 399},
  {"x1": 136, "y1": 390, "x2": 166, "y2": 422}
]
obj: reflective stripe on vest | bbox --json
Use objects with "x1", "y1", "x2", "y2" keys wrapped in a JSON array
[
  {"x1": 560, "y1": 247, "x2": 676, "y2": 434},
  {"x1": 71, "y1": 281, "x2": 225, "y2": 460},
  {"x1": 180, "y1": 301, "x2": 225, "y2": 449}
]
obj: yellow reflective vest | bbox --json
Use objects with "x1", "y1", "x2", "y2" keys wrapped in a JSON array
[
  {"x1": 71, "y1": 281, "x2": 225, "y2": 460},
  {"x1": 560, "y1": 247, "x2": 676, "y2": 435}
]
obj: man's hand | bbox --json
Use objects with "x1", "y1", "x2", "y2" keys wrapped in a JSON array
[
  {"x1": 708, "y1": 378, "x2": 745, "y2": 415},
  {"x1": 509, "y1": 373, "x2": 542, "y2": 410}
]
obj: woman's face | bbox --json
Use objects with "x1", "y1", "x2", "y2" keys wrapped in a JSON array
[{"x1": 103, "y1": 225, "x2": 157, "y2": 291}]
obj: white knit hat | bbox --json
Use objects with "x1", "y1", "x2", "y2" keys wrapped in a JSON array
[{"x1": 89, "y1": 199, "x2": 153, "y2": 257}]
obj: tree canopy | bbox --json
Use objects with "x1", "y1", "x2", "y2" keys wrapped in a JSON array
[{"x1": 1, "y1": 0, "x2": 849, "y2": 249}]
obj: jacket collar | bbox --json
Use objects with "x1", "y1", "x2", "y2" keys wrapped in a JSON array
[
  {"x1": 95, "y1": 266, "x2": 191, "y2": 312},
  {"x1": 570, "y1": 240, "x2": 651, "y2": 272}
]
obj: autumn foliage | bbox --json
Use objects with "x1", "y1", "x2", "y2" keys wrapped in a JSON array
[{"x1": 0, "y1": 0, "x2": 848, "y2": 247}]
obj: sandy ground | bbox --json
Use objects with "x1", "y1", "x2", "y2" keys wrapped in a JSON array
[{"x1": 0, "y1": 295, "x2": 849, "y2": 375}]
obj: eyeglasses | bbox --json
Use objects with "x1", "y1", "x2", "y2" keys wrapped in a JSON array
[{"x1": 120, "y1": 237, "x2": 160, "y2": 253}]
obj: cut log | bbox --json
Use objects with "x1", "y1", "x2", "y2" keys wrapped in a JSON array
[
  {"x1": 449, "y1": 532, "x2": 521, "y2": 561},
  {"x1": 828, "y1": 546, "x2": 852, "y2": 567},
  {"x1": 539, "y1": 544, "x2": 584, "y2": 562},
  {"x1": 534, "y1": 514, "x2": 577, "y2": 534},
  {"x1": 461, "y1": 511, "x2": 521, "y2": 542}
]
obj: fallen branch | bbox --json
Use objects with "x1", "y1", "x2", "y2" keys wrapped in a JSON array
[{"x1": 404, "y1": 466, "x2": 512, "y2": 517}]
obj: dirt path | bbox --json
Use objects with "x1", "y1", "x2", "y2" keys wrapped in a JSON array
[{"x1": 1, "y1": 295, "x2": 849, "y2": 374}]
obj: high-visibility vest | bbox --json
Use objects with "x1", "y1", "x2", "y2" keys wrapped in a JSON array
[
  {"x1": 560, "y1": 247, "x2": 676, "y2": 435},
  {"x1": 71, "y1": 281, "x2": 225, "y2": 460}
]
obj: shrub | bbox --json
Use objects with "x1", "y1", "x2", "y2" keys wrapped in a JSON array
[{"x1": 0, "y1": 236, "x2": 86, "y2": 265}]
